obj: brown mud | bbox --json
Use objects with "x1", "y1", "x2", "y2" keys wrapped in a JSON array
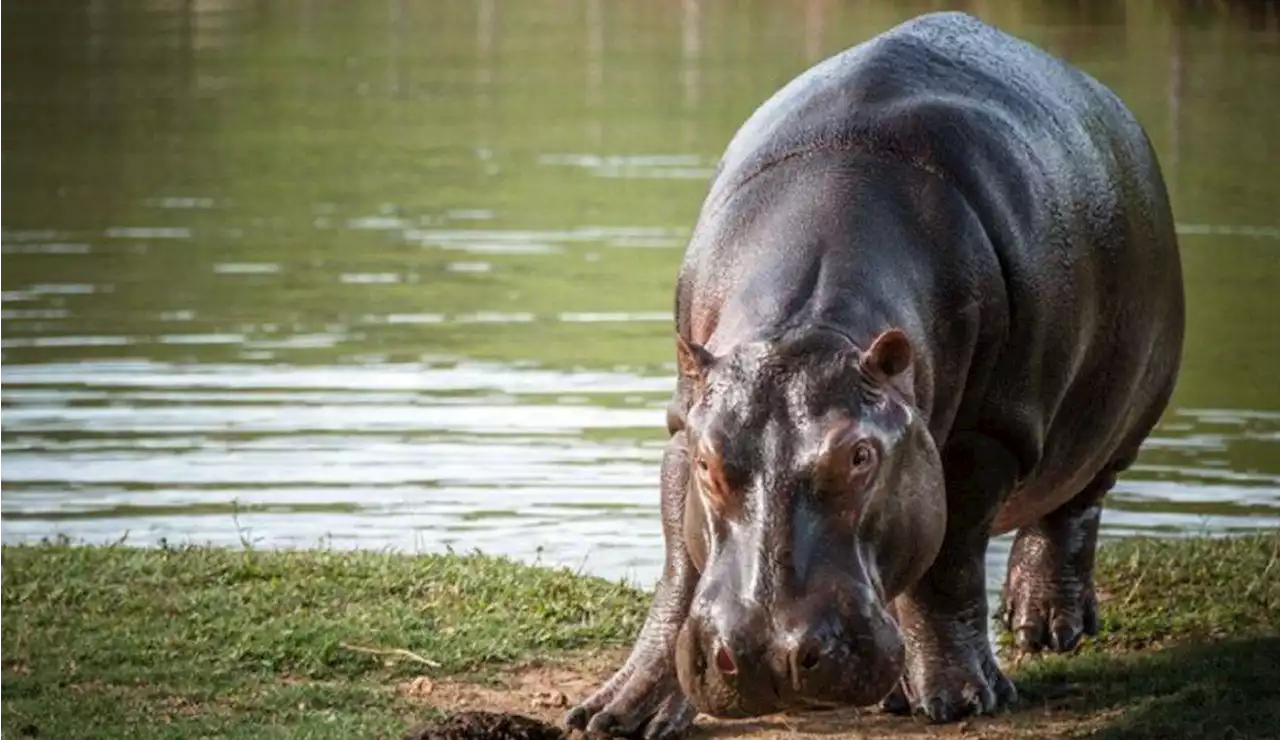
[
  {"x1": 397, "y1": 650, "x2": 1105, "y2": 740},
  {"x1": 403, "y1": 711, "x2": 565, "y2": 740}
]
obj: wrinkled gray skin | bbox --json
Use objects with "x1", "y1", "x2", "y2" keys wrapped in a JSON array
[{"x1": 565, "y1": 12, "x2": 1184, "y2": 739}]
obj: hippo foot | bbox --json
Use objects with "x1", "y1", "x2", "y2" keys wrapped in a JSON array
[
  {"x1": 999, "y1": 506, "x2": 1103, "y2": 653},
  {"x1": 564, "y1": 651, "x2": 696, "y2": 740},
  {"x1": 895, "y1": 638, "x2": 1017, "y2": 723},
  {"x1": 999, "y1": 568, "x2": 1098, "y2": 653}
]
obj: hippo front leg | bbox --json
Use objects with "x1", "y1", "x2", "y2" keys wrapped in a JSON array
[
  {"x1": 565, "y1": 431, "x2": 699, "y2": 740},
  {"x1": 998, "y1": 469, "x2": 1114, "y2": 653},
  {"x1": 885, "y1": 434, "x2": 1019, "y2": 722}
]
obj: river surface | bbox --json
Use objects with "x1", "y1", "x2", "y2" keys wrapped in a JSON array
[{"x1": 3, "y1": 1, "x2": 1279, "y2": 594}]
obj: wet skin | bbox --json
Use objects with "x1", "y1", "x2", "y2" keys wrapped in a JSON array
[{"x1": 566, "y1": 11, "x2": 1184, "y2": 739}]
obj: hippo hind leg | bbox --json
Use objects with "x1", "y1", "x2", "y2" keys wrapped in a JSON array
[{"x1": 997, "y1": 466, "x2": 1120, "y2": 653}]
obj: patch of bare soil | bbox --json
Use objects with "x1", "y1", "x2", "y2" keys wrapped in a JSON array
[
  {"x1": 398, "y1": 650, "x2": 1104, "y2": 740},
  {"x1": 403, "y1": 711, "x2": 565, "y2": 740}
]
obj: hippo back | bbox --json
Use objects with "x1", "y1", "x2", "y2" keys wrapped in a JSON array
[{"x1": 684, "y1": 12, "x2": 1184, "y2": 510}]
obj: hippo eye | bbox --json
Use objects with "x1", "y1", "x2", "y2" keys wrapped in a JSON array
[
  {"x1": 697, "y1": 457, "x2": 709, "y2": 472},
  {"x1": 850, "y1": 441, "x2": 875, "y2": 470}
]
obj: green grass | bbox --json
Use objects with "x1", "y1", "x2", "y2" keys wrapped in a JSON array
[
  {"x1": 1089, "y1": 534, "x2": 1279, "y2": 649},
  {"x1": 2, "y1": 533, "x2": 1277, "y2": 739},
  {"x1": 1, "y1": 542, "x2": 649, "y2": 739},
  {"x1": 1015, "y1": 534, "x2": 1280, "y2": 740}
]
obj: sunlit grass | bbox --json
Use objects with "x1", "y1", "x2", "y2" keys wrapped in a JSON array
[{"x1": 2, "y1": 533, "x2": 1276, "y2": 739}]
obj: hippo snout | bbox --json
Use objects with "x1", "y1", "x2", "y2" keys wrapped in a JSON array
[{"x1": 674, "y1": 596, "x2": 905, "y2": 718}]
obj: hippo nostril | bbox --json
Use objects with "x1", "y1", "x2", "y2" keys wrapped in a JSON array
[
  {"x1": 798, "y1": 644, "x2": 821, "y2": 671},
  {"x1": 789, "y1": 637, "x2": 823, "y2": 683},
  {"x1": 714, "y1": 644, "x2": 738, "y2": 675}
]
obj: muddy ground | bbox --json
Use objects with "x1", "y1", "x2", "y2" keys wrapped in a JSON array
[{"x1": 398, "y1": 650, "x2": 1112, "y2": 740}]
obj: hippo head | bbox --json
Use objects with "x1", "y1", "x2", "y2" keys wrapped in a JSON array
[{"x1": 672, "y1": 326, "x2": 947, "y2": 717}]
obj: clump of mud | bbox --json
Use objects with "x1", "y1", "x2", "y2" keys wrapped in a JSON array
[{"x1": 404, "y1": 711, "x2": 565, "y2": 740}]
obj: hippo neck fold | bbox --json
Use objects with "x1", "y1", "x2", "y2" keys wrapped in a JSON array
[{"x1": 749, "y1": 322, "x2": 918, "y2": 407}]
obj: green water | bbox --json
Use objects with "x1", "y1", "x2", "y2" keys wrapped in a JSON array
[{"x1": 3, "y1": 0, "x2": 1278, "y2": 584}]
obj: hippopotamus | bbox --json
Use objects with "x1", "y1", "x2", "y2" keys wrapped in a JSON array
[{"x1": 566, "y1": 11, "x2": 1184, "y2": 738}]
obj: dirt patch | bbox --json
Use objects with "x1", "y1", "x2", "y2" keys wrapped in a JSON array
[
  {"x1": 403, "y1": 711, "x2": 565, "y2": 740},
  {"x1": 398, "y1": 651, "x2": 1106, "y2": 740},
  {"x1": 397, "y1": 651, "x2": 623, "y2": 719}
]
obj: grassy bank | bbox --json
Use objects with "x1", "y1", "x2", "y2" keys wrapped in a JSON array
[
  {"x1": 2, "y1": 534, "x2": 1277, "y2": 739},
  {"x1": 1, "y1": 544, "x2": 649, "y2": 738}
]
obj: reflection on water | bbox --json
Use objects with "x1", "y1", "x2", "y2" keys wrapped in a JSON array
[
  {"x1": 2, "y1": 0, "x2": 1279, "y2": 591},
  {"x1": 2, "y1": 361, "x2": 674, "y2": 579}
]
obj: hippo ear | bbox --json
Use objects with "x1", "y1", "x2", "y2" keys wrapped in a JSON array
[
  {"x1": 860, "y1": 328, "x2": 912, "y2": 380},
  {"x1": 676, "y1": 334, "x2": 717, "y2": 381}
]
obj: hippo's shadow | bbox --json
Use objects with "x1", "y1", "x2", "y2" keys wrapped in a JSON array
[
  {"x1": 1015, "y1": 635, "x2": 1280, "y2": 740},
  {"x1": 692, "y1": 637, "x2": 1280, "y2": 739}
]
